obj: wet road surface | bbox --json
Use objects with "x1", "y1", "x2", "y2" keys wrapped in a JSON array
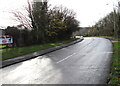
[{"x1": 0, "y1": 37, "x2": 113, "y2": 84}]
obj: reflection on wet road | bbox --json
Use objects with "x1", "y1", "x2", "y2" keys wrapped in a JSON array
[{"x1": 0, "y1": 37, "x2": 112, "y2": 84}]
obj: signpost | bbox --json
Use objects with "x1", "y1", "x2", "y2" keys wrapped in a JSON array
[{"x1": 0, "y1": 35, "x2": 13, "y2": 45}]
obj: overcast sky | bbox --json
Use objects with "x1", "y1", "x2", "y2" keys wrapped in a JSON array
[{"x1": 0, "y1": 0, "x2": 119, "y2": 28}]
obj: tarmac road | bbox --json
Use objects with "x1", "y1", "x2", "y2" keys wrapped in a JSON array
[{"x1": 0, "y1": 37, "x2": 113, "y2": 84}]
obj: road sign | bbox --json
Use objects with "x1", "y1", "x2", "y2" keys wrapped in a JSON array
[{"x1": 0, "y1": 35, "x2": 13, "y2": 45}]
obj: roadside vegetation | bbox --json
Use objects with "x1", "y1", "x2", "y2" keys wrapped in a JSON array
[
  {"x1": 84, "y1": 12, "x2": 120, "y2": 39},
  {"x1": 1, "y1": 38, "x2": 78, "y2": 60},
  {"x1": 79, "y1": 4, "x2": 120, "y2": 85},
  {"x1": 109, "y1": 42, "x2": 120, "y2": 85},
  {"x1": 1, "y1": 0, "x2": 80, "y2": 60},
  {"x1": 4, "y1": 1, "x2": 79, "y2": 47},
  {"x1": 98, "y1": 36, "x2": 120, "y2": 41},
  {"x1": 93, "y1": 36, "x2": 120, "y2": 41}
]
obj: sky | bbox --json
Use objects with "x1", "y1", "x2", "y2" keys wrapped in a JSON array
[{"x1": 0, "y1": 0, "x2": 119, "y2": 28}]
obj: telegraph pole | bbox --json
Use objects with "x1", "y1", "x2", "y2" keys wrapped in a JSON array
[{"x1": 118, "y1": 1, "x2": 120, "y2": 13}]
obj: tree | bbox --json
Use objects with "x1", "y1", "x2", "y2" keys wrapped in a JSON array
[
  {"x1": 10, "y1": 0, "x2": 80, "y2": 45},
  {"x1": 31, "y1": 1, "x2": 48, "y2": 43},
  {"x1": 5, "y1": 26, "x2": 20, "y2": 46},
  {"x1": 47, "y1": 6, "x2": 79, "y2": 41},
  {"x1": 86, "y1": 10, "x2": 120, "y2": 38},
  {"x1": 11, "y1": 0, "x2": 49, "y2": 44}
]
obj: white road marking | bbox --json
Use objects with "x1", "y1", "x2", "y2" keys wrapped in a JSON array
[
  {"x1": 56, "y1": 53, "x2": 76, "y2": 64},
  {"x1": 56, "y1": 51, "x2": 113, "y2": 64}
]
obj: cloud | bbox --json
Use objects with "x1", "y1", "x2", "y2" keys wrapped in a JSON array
[{"x1": 0, "y1": 0, "x2": 118, "y2": 27}]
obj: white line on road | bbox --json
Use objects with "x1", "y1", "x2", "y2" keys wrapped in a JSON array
[{"x1": 56, "y1": 53, "x2": 76, "y2": 64}]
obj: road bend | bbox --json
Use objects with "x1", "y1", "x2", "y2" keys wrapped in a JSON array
[{"x1": 0, "y1": 37, "x2": 113, "y2": 84}]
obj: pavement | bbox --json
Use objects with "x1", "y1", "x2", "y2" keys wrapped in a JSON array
[{"x1": 0, "y1": 37, "x2": 113, "y2": 84}]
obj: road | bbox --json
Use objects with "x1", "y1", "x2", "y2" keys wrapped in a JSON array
[{"x1": 0, "y1": 37, "x2": 113, "y2": 84}]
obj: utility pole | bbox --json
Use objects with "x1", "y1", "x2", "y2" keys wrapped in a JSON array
[
  {"x1": 113, "y1": 4, "x2": 116, "y2": 37},
  {"x1": 118, "y1": 1, "x2": 120, "y2": 13},
  {"x1": 113, "y1": 1, "x2": 120, "y2": 38}
]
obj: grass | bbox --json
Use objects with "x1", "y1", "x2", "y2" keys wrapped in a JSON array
[
  {"x1": 109, "y1": 42, "x2": 120, "y2": 85},
  {"x1": 0, "y1": 45, "x2": 6, "y2": 49},
  {"x1": 0, "y1": 38, "x2": 78, "y2": 61},
  {"x1": 91, "y1": 36, "x2": 120, "y2": 85},
  {"x1": 101, "y1": 36, "x2": 120, "y2": 41},
  {"x1": 93, "y1": 36, "x2": 120, "y2": 41}
]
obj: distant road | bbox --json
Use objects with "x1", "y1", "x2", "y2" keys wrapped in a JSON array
[{"x1": 0, "y1": 37, "x2": 112, "y2": 84}]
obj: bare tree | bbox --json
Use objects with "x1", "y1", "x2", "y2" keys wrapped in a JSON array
[{"x1": 10, "y1": 0, "x2": 34, "y2": 29}]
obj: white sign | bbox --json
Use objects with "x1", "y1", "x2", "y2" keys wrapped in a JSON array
[{"x1": 0, "y1": 35, "x2": 13, "y2": 45}]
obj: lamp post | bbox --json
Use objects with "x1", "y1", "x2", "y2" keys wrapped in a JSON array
[
  {"x1": 113, "y1": 1, "x2": 120, "y2": 38},
  {"x1": 106, "y1": 3, "x2": 116, "y2": 37},
  {"x1": 113, "y1": 5, "x2": 116, "y2": 37},
  {"x1": 118, "y1": 1, "x2": 120, "y2": 13},
  {"x1": 112, "y1": 2, "x2": 119, "y2": 37},
  {"x1": 106, "y1": 1, "x2": 119, "y2": 38}
]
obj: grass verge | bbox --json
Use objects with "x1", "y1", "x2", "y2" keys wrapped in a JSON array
[
  {"x1": 93, "y1": 36, "x2": 120, "y2": 41},
  {"x1": 1, "y1": 38, "x2": 78, "y2": 61},
  {"x1": 109, "y1": 42, "x2": 120, "y2": 85}
]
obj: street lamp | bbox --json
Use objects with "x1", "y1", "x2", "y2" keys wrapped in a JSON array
[
  {"x1": 106, "y1": 1, "x2": 119, "y2": 37},
  {"x1": 118, "y1": 1, "x2": 120, "y2": 13},
  {"x1": 113, "y1": 1, "x2": 120, "y2": 38}
]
